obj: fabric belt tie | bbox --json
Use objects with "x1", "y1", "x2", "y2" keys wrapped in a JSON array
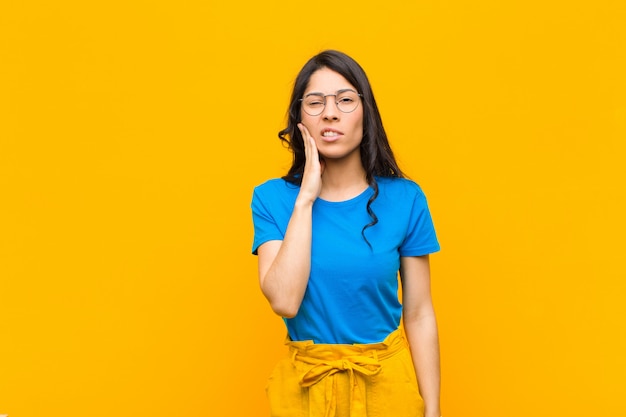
[
  {"x1": 296, "y1": 353, "x2": 382, "y2": 417},
  {"x1": 285, "y1": 329, "x2": 406, "y2": 417}
]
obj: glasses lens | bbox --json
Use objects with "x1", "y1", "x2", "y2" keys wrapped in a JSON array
[
  {"x1": 336, "y1": 91, "x2": 360, "y2": 113},
  {"x1": 302, "y1": 94, "x2": 325, "y2": 116}
]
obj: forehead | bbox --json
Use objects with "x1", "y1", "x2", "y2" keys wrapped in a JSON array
[{"x1": 304, "y1": 67, "x2": 356, "y2": 94}]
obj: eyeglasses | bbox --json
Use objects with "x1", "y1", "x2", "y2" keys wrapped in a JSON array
[{"x1": 299, "y1": 89, "x2": 362, "y2": 116}]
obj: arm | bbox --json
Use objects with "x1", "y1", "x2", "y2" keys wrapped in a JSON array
[
  {"x1": 400, "y1": 255, "x2": 441, "y2": 417},
  {"x1": 257, "y1": 124, "x2": 323, "y2": 318}
]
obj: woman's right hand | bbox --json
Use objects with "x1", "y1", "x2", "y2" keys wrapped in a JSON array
[{"x1": 297, "y1": 123, "x2": 324, "y2": 204}]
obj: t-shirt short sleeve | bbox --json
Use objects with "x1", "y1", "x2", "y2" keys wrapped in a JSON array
[
  {"x1": 251, "y1": 190, "x2": 281, "y2": 255},
  {"x1": 251, "y1": 180, "x2": 297, "y2": 255},
  {"x1": 398, "y1": 186, "x2": 440, "y2": 257}
]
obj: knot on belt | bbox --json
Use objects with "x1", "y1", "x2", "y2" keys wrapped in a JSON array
[
  {"x1": 295, "y1": 353, "x2": 382, "y2": 417},
  {"x1": 299, "y1": 355, "x2": 382, "y2": 387}
]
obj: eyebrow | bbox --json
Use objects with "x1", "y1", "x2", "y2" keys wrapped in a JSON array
[{"x1": 304, "y1": 88, "x2": 357, "y2": 97}]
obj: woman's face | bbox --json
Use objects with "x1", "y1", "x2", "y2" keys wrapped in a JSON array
[{"x1": 300, "y1": 68, "x2": 364, "y2": 161}]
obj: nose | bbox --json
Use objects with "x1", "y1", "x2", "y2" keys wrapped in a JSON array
[{"x1": 321, "y1": 96, "x2": 340, "y2": 120}]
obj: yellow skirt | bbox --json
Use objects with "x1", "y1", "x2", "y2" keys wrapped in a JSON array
[{"x1": 266, "y1": 328, "x2": 424, "y2": 417}]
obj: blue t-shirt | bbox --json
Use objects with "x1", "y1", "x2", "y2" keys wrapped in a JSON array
[{"x1": 251, "y1": 177, "x2": 440, "y2": 344}]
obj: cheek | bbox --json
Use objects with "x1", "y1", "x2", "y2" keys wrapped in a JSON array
[
  {"x1": 300, "y1": 109, "x2": 314, "y2": 124},
  {"x1": 352, "y1": 114, "x2": 364, "y2": 136},
  {"x1": 300, "y1": 114, "x2": 317, "y2": 135}
]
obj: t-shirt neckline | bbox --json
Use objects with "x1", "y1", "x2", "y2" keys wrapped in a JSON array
[{"x1": 315, "y1": 185, "x2": 374, "y2": 206}]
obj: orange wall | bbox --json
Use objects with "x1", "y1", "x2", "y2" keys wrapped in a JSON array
[{"x1": 1, "y1": 1, "x2": 625, "y2": 416}]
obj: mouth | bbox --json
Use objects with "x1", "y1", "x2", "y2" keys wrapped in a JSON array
[{"x1": 320, "y1": 129, "x2": 343, "y2": 138}]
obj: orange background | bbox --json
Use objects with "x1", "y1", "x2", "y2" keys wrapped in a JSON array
[{"x1": 1, "y1": 1, "x2": 625, "y2": 416}]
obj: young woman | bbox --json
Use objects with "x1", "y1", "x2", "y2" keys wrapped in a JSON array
[{"x1": 251, "y1": 50, "x2": 441, "y2": 417}]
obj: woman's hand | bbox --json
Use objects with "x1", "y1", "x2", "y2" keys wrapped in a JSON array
[{"x1": 297, "y1": 123, "x2": 324, "y2": 205}]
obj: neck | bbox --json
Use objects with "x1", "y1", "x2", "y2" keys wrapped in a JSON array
[{"x1": 319, "y1": 156, "x2": 368, "y2": 202}]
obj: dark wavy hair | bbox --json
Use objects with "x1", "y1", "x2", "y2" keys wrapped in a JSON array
[{"x1": 278, "y1": 50, "x2": 404, "y2": 246}]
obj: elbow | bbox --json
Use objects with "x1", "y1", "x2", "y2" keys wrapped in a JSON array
[
  {"x1": 269, "y1": 299, "x2": 300, "y2": 319},
  {"x1": 260, "y1": 280, "x2": 303, "y2": 318}
]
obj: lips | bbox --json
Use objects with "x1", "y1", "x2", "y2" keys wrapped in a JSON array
[{"x1": 320, "y1": 128, "x2": 343, "y2": 138}]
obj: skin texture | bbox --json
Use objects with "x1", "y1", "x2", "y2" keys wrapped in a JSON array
[
  {"x1": 401, "y1": 255, "x2": 442, "y2": 417},
  {"x1": 257, "y1": 67, "x2": 441, "y2": 417}
]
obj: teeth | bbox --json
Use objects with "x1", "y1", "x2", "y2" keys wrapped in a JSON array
[{"x1": 322, "y1": 131, "x2": 339, "y2": 137}]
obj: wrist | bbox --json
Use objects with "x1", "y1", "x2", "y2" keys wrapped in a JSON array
[
  {"x1": 424, "y1": 409, "x2": 442, "y2": 417},
  {"x1": 294, "y1": 196, "x2": 316, "y2": 208}
]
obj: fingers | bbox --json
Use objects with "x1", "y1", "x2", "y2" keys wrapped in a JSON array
[
  {"x1": 319, "y1": 156, "x2": 325, "y2": 176},
  {"x1": 298, "y1": 123, "x2": 318, "y2": 163},
  {"x1": 296, "y1": 123, "x2": 323, "y2": 202}
]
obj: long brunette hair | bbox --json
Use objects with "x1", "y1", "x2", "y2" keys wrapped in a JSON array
[{"x1": 278, "y1": 50, "x2": 404, "y2": 245}]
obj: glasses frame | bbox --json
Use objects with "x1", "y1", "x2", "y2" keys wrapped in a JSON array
[{"x1": 299, "y1": 89, "x2": 363, "y2": 116}]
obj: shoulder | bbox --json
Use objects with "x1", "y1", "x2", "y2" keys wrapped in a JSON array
[
  {"x1": 254, "y1": 178, "x2": 300, "y2": 194},
  {"x1": 253, "y1": 178, "x2": 301, "y2": 204},
  {"x1": 375, "y1": 177, "x2": 426, "y2": 200}
]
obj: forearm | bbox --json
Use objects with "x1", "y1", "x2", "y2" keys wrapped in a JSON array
[
  {"x1": 260, "y1": 199, "x2": 314, "y2": 318},
  {"x1": 404, "y1": 314, "x2": 441, "y2": 417}
]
